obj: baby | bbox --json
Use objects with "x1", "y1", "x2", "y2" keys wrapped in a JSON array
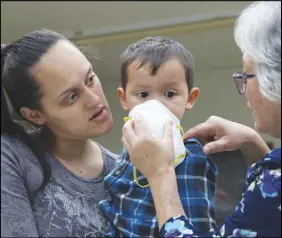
[{"x1": 99, "y1": 36, "x2": 218, "y2": 237}]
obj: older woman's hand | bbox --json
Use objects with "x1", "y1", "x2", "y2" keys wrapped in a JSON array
[
  {"x1": 121, "y1": 115, "x2": 174, "y2": 181},
  {"x1": 184, "y1": 116, "x2": 270, "y2": 165},
  {"x1": 122, "y1": 116, "x2": 186, "y2": 227},
  {"x1": 184, "y1": 116, "x2": 254, "y2": 153}
]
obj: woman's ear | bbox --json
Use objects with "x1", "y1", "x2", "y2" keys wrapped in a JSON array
[{"x1": 20, "y1": 107, "x2": 46, "y2": 126}]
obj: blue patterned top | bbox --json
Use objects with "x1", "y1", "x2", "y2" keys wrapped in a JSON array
[
  {"x1": 161, "y1": 148, "x2": 281, "y2": 237},
  {"x1": 99, "y1": 138, "x2": 218, "y2": 237}
]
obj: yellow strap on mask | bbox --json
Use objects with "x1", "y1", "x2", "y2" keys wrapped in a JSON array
[
  {"x1": 133, "y1": 166, "x2": 150, "y2": 188},
  {"x1": 174, "y1": 153, "x2": 186, "y2": 166},
  {"x1": 174, "y1": 125, "x2": 186, "y2": 166},
  {"x1": 123, "y1": 116, "x2": 132, "y2": 122},
  {"x1": 176, "y1": 125, "x2": 185, "y2": 140}
]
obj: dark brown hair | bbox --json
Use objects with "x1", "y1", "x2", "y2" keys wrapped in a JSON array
[
  {"x1": 1, "y1": 29, "x2": 68, "y2": 192},
  {"x1": 120, "y1": 36, "x2": 195, "y2": 91}
]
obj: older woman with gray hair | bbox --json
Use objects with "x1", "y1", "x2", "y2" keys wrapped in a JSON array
[{"x1": 122, "y1": 1, "x2": 281, "y2": 237}]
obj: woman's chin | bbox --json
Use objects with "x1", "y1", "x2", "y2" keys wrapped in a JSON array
[
  {"x1": 90, "y1": 118, "x2": 114, "y2": 137},
  {"x1": 102, "y1": 119, "x2": 114, "y2": 134}
]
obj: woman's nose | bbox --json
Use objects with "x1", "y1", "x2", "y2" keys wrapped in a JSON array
[{"x1": 85, "y1": 89, "x2": 101, "y2": 109}]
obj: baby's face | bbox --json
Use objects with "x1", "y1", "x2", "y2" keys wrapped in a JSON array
[{"x1": 118, "y1": 58, "x2": 199, "y2": 120}]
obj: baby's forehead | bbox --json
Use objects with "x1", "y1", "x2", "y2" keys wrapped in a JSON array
[
  {"x1": 127, "y1": 72, "x2": 186, "y2": 89},
  {"x1": 129, "y1": 57, "x2": 185, "y2": 72}
]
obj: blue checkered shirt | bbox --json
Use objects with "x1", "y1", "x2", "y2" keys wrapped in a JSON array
[{"x1": 99, "y1": 138, "x2": 218, "y2": 237}]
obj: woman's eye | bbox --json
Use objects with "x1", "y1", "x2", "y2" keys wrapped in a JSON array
[
  {"x1": 66, "y1": 94, "x2": 77, "y2": 104},
  {"x1": 164, "y1": 91, "x2": 176, "y2": 98},
  {"x1": 137, "y1": 91, "x2": 149, "y2": 98},
  {"x1": 87, "y1": 75, "x2": 95, "y2": 86}
]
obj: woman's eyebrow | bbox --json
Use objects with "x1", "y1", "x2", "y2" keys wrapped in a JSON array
[
  {"x1": 84, "y1": 65, "x2": 93, "y2": 79},
  {"x1": 57, "y1": 65, "x2": 93, "y2": 99}
]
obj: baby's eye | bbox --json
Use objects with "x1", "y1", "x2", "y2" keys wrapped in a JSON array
[
  {"x1": 137, "y1": 91, "x2": 149, "y2": 98},
  {"x1": 66, "y1": 93, "x2": 77, "y2": 104},
  {"x1": 164, "y1": 91, "x2": 177, "y2": 98}
]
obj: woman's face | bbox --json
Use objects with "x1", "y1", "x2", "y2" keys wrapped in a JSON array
[
  {"x1": 243, "y1": 55, "x2": 281, "y2": 138},
  {"x1": 31, "y1": 40, "x2": 113, "y2": 141}
]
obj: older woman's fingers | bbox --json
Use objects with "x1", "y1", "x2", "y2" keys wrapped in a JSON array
[
  {"x1": 184, "y1": 116, "x2": 224, "y2": 141},
  {"x1": 122, "y1": 120, "x2": 137, "y2": 144},
  {"x1": 122, "y1": 120, "x2": 136, "y2": 150},
  {"x1": 163, "y1": 120, "x2": 173, "y2": 141},
  {"x1": 121, "y1": 135, "x2": 131, "y2": 151},
  {"x1": 133, "y1": 113, "x2": 151, "y2": 137},
  {"x1": 184, "y1": 122, "x2": 216, "y2": 143},
  {"x1": 203, "y1": 137, "x2": 230, "y2": 154}
]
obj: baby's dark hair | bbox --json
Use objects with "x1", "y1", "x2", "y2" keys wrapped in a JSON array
[{"x1": 120, "y1": 36, "x2": 195, "y2": 91}]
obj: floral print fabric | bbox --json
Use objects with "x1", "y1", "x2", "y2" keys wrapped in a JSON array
[{"x1": 160, "y1": 148, "x2": 281, "y2": 237}]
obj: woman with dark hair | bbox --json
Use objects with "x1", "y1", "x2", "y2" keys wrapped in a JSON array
[{"x1": 1, "y1": 31, "x2": 117, "y2": 237}]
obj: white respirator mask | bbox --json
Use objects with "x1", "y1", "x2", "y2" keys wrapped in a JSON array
[{"x1": 124, "y1": 100, "x2": 186, "y2": 188}]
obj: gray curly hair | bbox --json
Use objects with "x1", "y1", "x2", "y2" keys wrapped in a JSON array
[{"x1": 234, "y1": 1, "x2": 281, "y2": 102}]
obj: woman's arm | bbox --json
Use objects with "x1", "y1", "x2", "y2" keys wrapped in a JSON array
[
  {"x1": 147, "y1": 170, "x2": 185, "y2": 228},
  {"x1": 1, "y1": 146, "x2": 39, "y2": 237}
]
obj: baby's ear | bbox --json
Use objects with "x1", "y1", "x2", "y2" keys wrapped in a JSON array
[
  {"x1": 117, "y1": 87, "x2": 129, "y2": 110},
  {"x1": 186, "y1": 87, "x2": 200, "y2": 110}
]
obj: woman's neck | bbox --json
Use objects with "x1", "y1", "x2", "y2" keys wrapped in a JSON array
[
  {"x1": 52, "y1": 138, "x2": 97, "y2": 161},
  {"x1": 52, "y1": 138, "x2": 104, "y2": 178}
]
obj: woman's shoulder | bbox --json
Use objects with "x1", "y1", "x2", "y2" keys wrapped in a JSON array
[
  {"x1": 99, "y1": 145, "x2": 119, "y2": 173},
  {"x1": 1, "y1": 134, "x2": 33, "y2": 158},
  {"x1": 1, "y1": 134, "x2": 44, "y2": 198},
  {"x1": 246, "y1": 148, "x2": 281, "y2": 195},
  {"x1": 1, "y1": 134, "x2": 43, "y2": 176},
  {"x1": 101, "y1": 146, "x2": 119, "y2": 160},
  {"x1": 1, "y1": 134, "x2": 39, "y2": 159},
  {"x1": 249, "y1": 148, "x2": 281, "y2": 174},
  {"x1": 261, "y1": 148, "x2": 280, "y2": 164},
  {"x1": 2, "y1": 133, "x2": 24, "y2": 148}
]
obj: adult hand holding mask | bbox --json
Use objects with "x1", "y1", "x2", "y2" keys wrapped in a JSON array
[
  {"x1": 122, "y1": 100, "x2": 181, "y2": 182},
  {"x1": 124, "y1": 100, "x2": 186, "y2": 167}
]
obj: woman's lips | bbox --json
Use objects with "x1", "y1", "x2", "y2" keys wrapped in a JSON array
[{"x1": 89, "y1": 107, "x2": 108, "y2": 122}]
